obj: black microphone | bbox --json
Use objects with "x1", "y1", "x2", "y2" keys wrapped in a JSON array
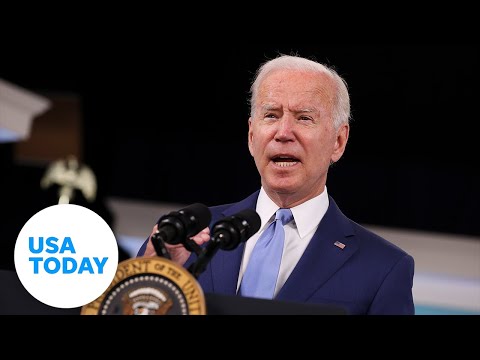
[
  {"x1": 151, "y1": 203, "x2": 211, "y2": 258},
  {"x1": 188, "y1": 209, "x2": 261, "y2": 278}
]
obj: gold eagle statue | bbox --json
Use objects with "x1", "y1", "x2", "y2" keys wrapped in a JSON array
[{"x1": 41, "y1": 155, "x2": 97, "y2": 204}]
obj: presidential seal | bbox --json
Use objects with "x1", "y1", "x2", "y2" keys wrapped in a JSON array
[{"x1": 81, "y1": 257, "x2": 206, "y2": 315}]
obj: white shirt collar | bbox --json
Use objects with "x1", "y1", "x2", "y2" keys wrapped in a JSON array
[{"x1": 256, "y1": 187, "x2": 330, "y2": 238}]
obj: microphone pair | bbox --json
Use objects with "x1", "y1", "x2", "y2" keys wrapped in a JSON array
[{"x1": 151, "y1": 203, "x2": 261, "y2": 278}]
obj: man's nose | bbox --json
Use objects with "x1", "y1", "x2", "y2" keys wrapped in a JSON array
[{"x1": 274, "y1": 116, "x2": 295, "y2": 142}]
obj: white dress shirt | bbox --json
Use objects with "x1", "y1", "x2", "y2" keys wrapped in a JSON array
[{"x1": 237, "y1": 186, "x2": 330, "y2": 297}]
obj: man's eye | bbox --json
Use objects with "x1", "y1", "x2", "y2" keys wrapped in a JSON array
[
  {"x1": 299, "y1": 116, "x2": 313, "y2": 121},
  {"x1": 265, "y1": 113, "x2": 277, "y2": 119}
]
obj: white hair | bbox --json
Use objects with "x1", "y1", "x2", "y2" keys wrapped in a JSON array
[{"x1": 249, "y1": 55, "x2": 351, "y2": 130}]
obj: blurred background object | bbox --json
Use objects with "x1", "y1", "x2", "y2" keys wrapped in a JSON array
[
  {"x1": 0, "y1": 78, "x2": 51, "y2": 143},
  {"x1": 0, "y1": 81, "x2": 129, "y2": 271},
  {"x1": 40, "y1": 155, "x2": 97, "y2": 204}
]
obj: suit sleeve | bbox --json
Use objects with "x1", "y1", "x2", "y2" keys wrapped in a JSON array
[
  {"x1": 368, "y1": 254, "x2": 415, "y2": 315},
  {"x1": 136, "y1": 237, "x2": 149, "y2": 256}
]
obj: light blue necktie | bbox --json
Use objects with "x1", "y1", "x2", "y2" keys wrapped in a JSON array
[{"x1": 240, "y1": 208, "x2": 293, "y2": 299}]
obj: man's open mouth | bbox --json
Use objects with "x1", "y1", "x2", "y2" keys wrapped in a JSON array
[{"x1": 271, "y1": 155, "x2": 300, "y2": 167}]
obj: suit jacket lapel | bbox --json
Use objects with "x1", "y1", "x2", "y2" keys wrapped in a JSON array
[
  {"x1": 276, "y1": 197, "x2": 358, "y2": 302},
  {"x1": 209, "y1": 191, "x2": 259, "y2": 295}
]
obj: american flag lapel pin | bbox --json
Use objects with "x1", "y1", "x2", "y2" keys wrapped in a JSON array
[{"x1": 334, "y1": 241, "x2": 346, "y2": 250}]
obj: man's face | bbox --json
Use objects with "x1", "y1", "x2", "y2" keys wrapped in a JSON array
[{"x1": 248, "y1": 69, "x2": 349, "y2": 207}]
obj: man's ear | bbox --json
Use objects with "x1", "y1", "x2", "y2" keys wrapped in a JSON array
[
  {"x1": 248, "y1": 118, "x2": 254, "y2": 156},
  {"x1": 331, "y1": 123, "x2": 349, "y2": 163}
]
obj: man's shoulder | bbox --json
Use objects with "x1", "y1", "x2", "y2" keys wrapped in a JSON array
[
  {"x1": 329, "y1": 196, "x2": 412, "y2": 260},
  {"x1": 209, "y1": 203, "x2": 237, "y2": 216},
  {"x1": 349, "y1": 219, "x2": 412, "y2": 259}
]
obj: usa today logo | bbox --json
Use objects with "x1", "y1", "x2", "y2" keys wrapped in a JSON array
[{"x1": 14, "y1": 204, "x2": 118, "y2": 309}]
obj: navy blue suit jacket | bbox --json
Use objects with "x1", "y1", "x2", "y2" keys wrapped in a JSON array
[{"x1": 138, "y1": 191, "x2": 415, "y2": 315}]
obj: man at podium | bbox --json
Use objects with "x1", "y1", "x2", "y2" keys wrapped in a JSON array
[{"x1": 138, "y1": 54, "x2": 415, "y2": 315}]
